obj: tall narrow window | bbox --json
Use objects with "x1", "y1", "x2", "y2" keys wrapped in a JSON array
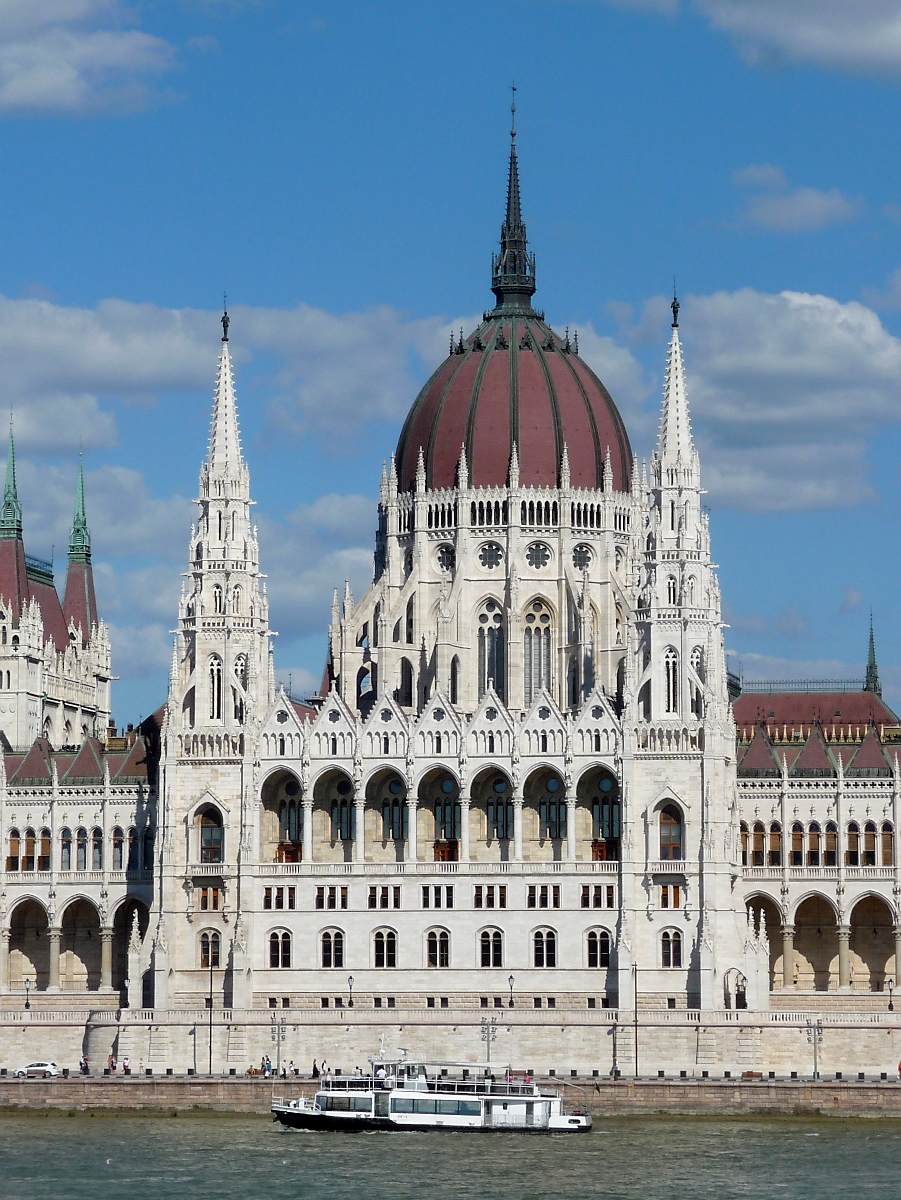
[
  {"x1": 807, "y1": 822, "x2": 821, "y2": 867},
  {"x1": 450, "y1": 656, "x2": 459, "y2": 706},
  {"x1": 22, "y1": 828, "x2": 35, "y2": 871},
  {"x1": 666, "y1": 576, "x2": 677, "y2": 605},
  {"x1": 791, "y1": 822, "x2": 804, "y2": 866},
  {"x1": 322, "y1": 931, "x2": 344, "y2": 968},
  {"x1": 664, "y1": 647, "x2": 679, "y2": 714},
  {"x1": 864, "y1": 822, "x2": 878, "y2": 867},
  {"x1": 587, "y1": 930, "x2": 610, "y2": 969},
  {"x1": 200, "y1": 930, "x2": 220, "y2": 969},
  {"x1": 200, "y1": 808, "x2": 224, "y2": 864},
  {"x1": 846, "y1": 822, "x2": 860, "y2": 866},
  {"x1": 660, "y1": 805, "x2": 683, "y2": 861},
  {"x1": 427, "y1": 930, "x2": 449, "y2": 968},
  {"x1": 209, "y1": 655, "x2": 223, "y2": 720},
  {"x1": 330, "y1": 798, "x2": 355, "y2": 841},
  {"x1": 398, "y1": 658, "x2": 414, "y2": 707},
  {"x1": 91, "y1": 828, "x2": 103, "y2": 870},
  {"x1": 405, "y1": 596, "x2": 415, "y2": 644},
  {"x1": 662, "y1": 930, "x2": 682, "y2": 968},
  {"x1": 882, "y1": 823, "x2": 895, "y2": 867},
  {"x1": 477, "y1": 601, "x2": 505, "y2": 701},
  {"x1": 76, "y1": 828, "x2": 87, "y2": 870},
  {"x1": 112, "y1": 827, "x2": 124, "y2": 870},
  {"x1": 591, "y1": 776, "x2": 621, "y2": 861},
  {"x1": 480, "y1": 930, "x2": 503, "y2": 967},
  {"x1": 38, "y1": 829, "x2": 51, "y2": 872},
  {"x1": 752, "y1": 822, "x2": 765, "y2": 866},
  {"x1": 523, "y1": 600, "x2": 552, "y2": 705},
  {"x1": 487, "y1": 779, "x2": 513, "y2": 840},
  {"x1": 769, "y1": 823, "x2": 782, "y2": 866},
  {"x1": 382, "y1": 781, "x2": 408, "y2": 840},
  {"x1": 6, "y1": 828, "x2": 19, "y2": 871},
  {"x1": 824, "y1": 822, "x2": 837, "y2": 867},
  {"x1": 374, "y1": 930, "x2": 397, "y2": 968},
  {"x1": 269, "y1": 931, "x2": 291, "y2": 968},
  {"x1": 213, "y1": 585, "x2": 223, "y2": 614},
  {"x1": 60, "y1": 828, "x2": 71, "y2": 871},
  {"x1": 539, "y1": 778, "x2": 566, "y2": 839},
  {"x1": 533, "y1": 930, "x2": 556, "y2": 968}
]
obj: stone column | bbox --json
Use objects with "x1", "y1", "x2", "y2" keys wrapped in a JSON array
[
  {"x1": 302, "y1": 799, "x2": 313, "y2": 864},
  {"x1": 353, "y1": 800, "x2": 366, "y2": 864},
  {"x1": 894, "y1": 927, "x2": 901, "y2": 988},
  {"x1": 838, "y1": 925, "x2": 852, "y2": 990},
  {"x1": 565, "y1": 798, "x2": 577, "y2": 863},
  {"x1": 406, "y1": 798, "x2": 418, "y2": 863},
  {"x1": 460, "y1": 798, "x2": 471, "y2": 863},
  {"x1": 0, "y1": 926, "x2": 9, "y2": 994},
  {"x1": 513, "y1": 798, "x2": 523, "y2": 863},
  {"x1": 100, "y1": 927, "x2": 114, "y2": 991},
  {"x1": 48, "y1": 927, "x2": 61, "y2": 992},
  {"x1": 782, "y1": 924, "x2": 795, "y2": 990}
]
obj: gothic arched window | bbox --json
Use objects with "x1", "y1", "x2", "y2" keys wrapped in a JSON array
[
  {"x1": 533, "y1": 929, "x2": 556, "y2": 968},
  {"x1": 199, "y1": 807, "x2": 224, "y2": 864},
  {"x1": 213, "y1": 585, "x2": 223, "y2": 614},
  {"x1": 664, "y1": 647, "x2": 679, "y2": 714},
  {"x1": 587, "y1": 930, "x2": 610, "y2": 968},
  {"x1": 209, "y1": 655, "x2": 223, "y2": 720},
  {"x1": 477, "y1": 600, "x2": 505, "y2": 702},
  {"x1": 269, "y1": 930, "x2": 291, "y2": 969},
  {"x1": 480, "y1": 929, "x2": 503, "y2": 967},
  {"x1": 660, "y1": 805, "x2": 683, "y2": 861},
  {"x1": 523, "y1": 600, "x2": 552, "y2": 706},
  {"x1": 374, "y1": 930, "x2": 397, "y2": 968},
  {"x1": 427, "y1": 929, "x2": 449, "y2": 968},
  {"x1": 661, "y1": 930, "x2": 682, "y2": 968},
  {"x1": 322, "y1": 930, "x2": 344, "y2": 968},
  {"x1": 200, "y1": 930, "x2": 220, "y2": 969},
  {"x1": 666, "y1": 576, "x2": 677, "y2": 605}
]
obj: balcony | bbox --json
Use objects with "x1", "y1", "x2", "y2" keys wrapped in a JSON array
[
  {"x1": 250, "y1": 860, "x2": 621, "y2": 878},
  {"x1": 646, "y1": 859, "x2": 696, "y2": 876}
]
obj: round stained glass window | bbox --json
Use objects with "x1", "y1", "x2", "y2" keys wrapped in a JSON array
[
  {"x1": 526, "y1": 542, "x2": 551, "y2": 569},
  {"x1": 479, "y1": 543, "x2": 503, "y2": 569},
  {"x1": 592, "y1": 705, "x2": 603, "y2": 719},
  {"x1": 336, "y1": 779, "x2": 352, "y2": 796},
  {"x1": 389, "y1": 779, "x2": 404, "y2": 794},
  {"x1": 546, "y1": 778, "x2": 560, "y2": 793},
  {"x1": 285, "y1": 780, "x2": 300, "y2": 797},
  {"x1": 493, "y1": 779, "x2": 508, "y2": 793},
  {"x1": 600, "y1": 777, "x2": 614, "y2": 793},
  {"x1": 573, "y1": 544, "x2": 592, "y2": 571},
  {"x1": 485, "y1": 706, "x2": 498, "y2": 721},
  {"x1": 441, "y1": 778, "x2": 456, "y2": 794},
  {"x1": 437, "y1": 545, "x2": 455, "y2": 572}
]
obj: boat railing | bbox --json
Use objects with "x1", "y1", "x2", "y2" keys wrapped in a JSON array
[{"x1": 322, "y1": 1075, "x2": 542, "y2": 1097}]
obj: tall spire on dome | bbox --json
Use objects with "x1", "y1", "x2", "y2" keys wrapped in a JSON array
[
  {"x1": 0, "y1": 418, "x2": 22, "y2": 539},
  {"x1": 68, "y1": 452, "x2": 91, "y2": 562},
  {"x1": 491, "y1": 84, "x2": 537, "y2": 313},
  {"x1": 657, "y1": 288, "x2": 695, "y2": 466},
  {"x1": 864, "y1": 613, "x2": 881, "y2": 696},
  {"x1": 208, "y1": 300, "x2": 244, "y2": 472}
]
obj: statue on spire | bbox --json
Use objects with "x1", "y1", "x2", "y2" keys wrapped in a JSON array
[{"x1": 221, "y1": 296, "x2": 230, "y2": 343}]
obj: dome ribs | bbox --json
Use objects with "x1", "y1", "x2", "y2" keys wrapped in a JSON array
[
  {"x1": 567, "y1": 355, "x2": 632, "y2": 491},
  {"x1": 469, "y1": 323, "x2": 512, "y2": 488},
  {"x1": 397, "y1": 352, "x2": 465, "y2": 492},
  {"x1": 544, "y1": 343, "x2": 601, "y2": 489},
  {"x1": 513, "y1": 320, "x2": 559, "y2": 487}
]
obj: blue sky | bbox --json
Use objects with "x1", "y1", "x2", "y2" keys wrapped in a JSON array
[{"x1": 4, "y1": 0, "x2": 901, "y2": 721}]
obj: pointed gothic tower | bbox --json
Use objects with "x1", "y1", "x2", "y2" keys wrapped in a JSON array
[
  {"x1": 864, "y1": 615, "x2": 881, "y2": 696},
  {"x1": 620, "y1": 295, "x2": 744, "y2": 1011},
  {"x1": 63, "y1": 455, "x2": 98, "y2": 642},
  {"x1": 171, "y1": 308, "x2": 272, "y2": 741},
  {"x1": 0, "y1": 422, "x2": 28, "y2": 622},
  {"x1": 155, "y1": 309, "x2": 274, "y2": 1008}
]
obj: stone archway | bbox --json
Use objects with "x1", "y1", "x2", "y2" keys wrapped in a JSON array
[
  {"x1": 260, "y1": 768, "x2": 304, "y2": 862},
  {"x1": 746, "y1": 894, "x2": 783, "y2": 991},
  {"x1": 312, "y1": 768, "x2": 355, "y2": 864},
  {"x1": 8, "y1": 899, "x2": 49, "y2": 992},
  {"x1": 522, "y1": 765, "x2": 567, "y2": 862},
  {"x1": 793, "y1": 895, "x2": 838, "y2": 992},
  {"x1": 60, "y1": 899, "x2": 102, "y2": 991},
  {"x1": 469, "y1": 766, "x2": 514, "y2": 863},
  {"x1": 365, "y1": 767, "x2": 408, "y2": 864},
  {"x1": 849, "y1": 895, "x2": 894, "y2": 992},
  {"x1": 417, "y1": 767, "x2": 460, "y2": 863}
]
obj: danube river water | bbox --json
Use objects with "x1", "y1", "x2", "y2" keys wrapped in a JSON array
[{"x1": 0, "y1": 1113, "x2": 899, "y2": 1200}]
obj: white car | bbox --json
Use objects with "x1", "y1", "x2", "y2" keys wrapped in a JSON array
[{"x1": 14, "y1": 1061, "x2": 60, "y2": 1078}]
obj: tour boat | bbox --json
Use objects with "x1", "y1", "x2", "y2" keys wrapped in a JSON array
[{"x1": 272, "y1": 1056, "x2": 591, "y2": 1133}]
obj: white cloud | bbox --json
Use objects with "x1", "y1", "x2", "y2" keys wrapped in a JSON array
[
  {"x1": 732, "y1": 163, "x2": 859, "y2": 233},
  {"x1": 743, "y1": 186, "x2": 859, "y2": 233},
  {"x1": 840, "y1": 587, "x2": 864, "y2": 613},
  {"x1": 674, "y1": 287, "x2": 901, "y2": 509},
  {"x1": 0, "y1": 0, "x2": 175, "y2": 112},
  {"x1": 862, "y1": 266, "x2": 901, "y2": 311},
  {"x1": 695, "y1": 0, "x2": 901, "y2": 75},
  {"x1": 727, "y1": 651, "x2": 864, "y2": 682}
]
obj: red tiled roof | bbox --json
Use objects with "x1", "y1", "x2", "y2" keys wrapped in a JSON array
[
  {"x1": 733, "y1": 690, "x2": 899, "y2": 740},
  {"x1": 738, "y1": 727, "x2": 781, "y2": 773},
  {"x1": 9, "y1": 738, "x2": 52, "y2": 781},
  {"x1": 62, "y1": 738, "x2": 105, "y2": 781},
  {"x1": 847, "y1": 728, "x2": 890, "y2": 772},
  {"x1": 63, "y1": 560, "x2": 98, "y2": 644},
  {"x1": 791, "y1": 728, "x2": 834, "y2": 774},
  {"x1": 291, "y1": 699, "x2": 318, "y2": 722}
]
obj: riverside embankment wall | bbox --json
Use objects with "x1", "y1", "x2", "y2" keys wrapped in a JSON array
[
  {"x1": 2, "y1": 1077, "x2": 901, "y2": 1118},
  {"x1": 3, "y1": 1006, "x2": 901, "y2": 1082}
]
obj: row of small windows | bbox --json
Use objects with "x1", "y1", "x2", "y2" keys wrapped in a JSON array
[
  {"x1": 739, "y1": 820, "x2": 895, "y2": 867},
  {"x1": 6, "y1": 826, "x2": 152, "y2": 872},
  {"x1": 247, "y1": 929, "x2": 615, "y2": 970},
  {"x1": 204, "y1": 928, "x2": 684, "y2": 971}
]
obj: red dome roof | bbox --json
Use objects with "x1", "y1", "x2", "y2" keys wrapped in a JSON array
[{"x1": 395, "y1": 314, "x2": 633, "y2": 492}]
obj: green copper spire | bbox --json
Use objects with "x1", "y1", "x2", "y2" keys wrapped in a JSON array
[
  {"x1": 864, "y1": 613, "x2": 881, "y2": 696},
  {"x1": 68, "y1": 453, "x2": 91, "y2": 562},
  {"x1": 0, "y1": 420, "x2": 22, "y2": 539},
  {"x1": 490, "y1": 86, "x2": 537, "y2": 313}
]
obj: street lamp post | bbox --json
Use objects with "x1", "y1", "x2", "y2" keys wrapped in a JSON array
[
  {"x1": 348, "y1": 974, "x2": 355, "y2": 1008},
  {"x1": 208, "y1": 956, "x2": 214, "y2": 1076},
  {"x1": 888, "y1": 978, "x2": 895, "y2": 1012},
  {"x1": 24, "y1": 977, "x2": 31, "y2": 1011},
  {"x1": 271, "y1": 1012, "x2": 287, "y2": 1078},
  {"x1": 508, "y1": 974, "x2": 515, "y2": 1008},
  {"x1": 806, "y1": 1017, "x2": 823, "y2": 1080},
  {"x1": 633, "y1": 962, "x2": 639, "y2": 1079},
  {"x1": 124, "y1": 976, "x2": 131, "y2": 1010},
  {"x1": 480, "y1": 1014, "x2": 498, "y2": 1065}
]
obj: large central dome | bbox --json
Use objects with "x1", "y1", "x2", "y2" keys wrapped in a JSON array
[{"x1": 395, "y1": 123, "x2": 632, "y2": 493}]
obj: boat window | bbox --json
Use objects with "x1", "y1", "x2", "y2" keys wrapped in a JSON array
[
  {"x1": 391, "y1": 1097, "x2": 414, "y2": 1113},
  {"x1": 458, "y1": 1100, "x2": 481, "y2": 1116}
]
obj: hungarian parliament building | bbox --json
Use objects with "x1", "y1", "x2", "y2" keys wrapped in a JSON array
[{"x1": 0, "y1": 129, "x2": 898, "y2": 1075}]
